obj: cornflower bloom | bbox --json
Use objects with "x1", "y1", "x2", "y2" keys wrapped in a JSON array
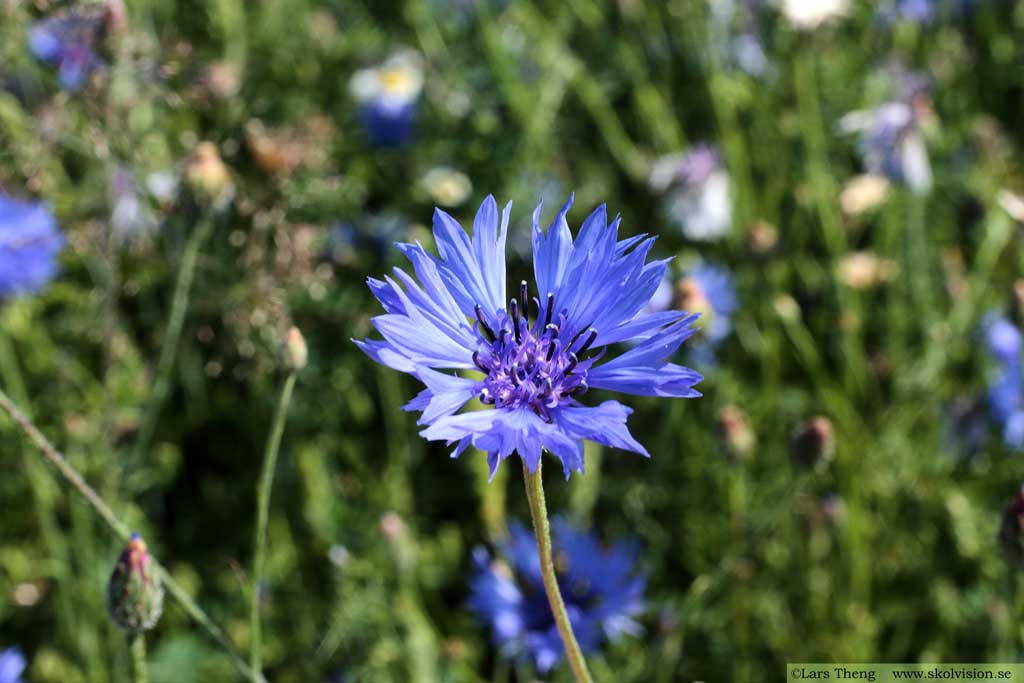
[
  {"x1": 349, "y1": 52, "x2": 424, "y2": 147},
  {"x1": 983, "y1": 314, "x2": 1024, "y2": 450},
  {"x1": 469, "y1": 519, "x2": 645, "y2": 672},
  {"x1": 28, "y1": 7, "x2": 111, "y2": 91},
  {"x1": 839, "y1": 95, "x2": 932, "y2": 194},
  {"x1": 356, "y1": 195, "x2": 703, "y2": 479},
  {"x1": 0, "y1": 194, "x2": 64, "y2": 298},
  {"x1": 649, "y1": 145, "x2": 732, "y2": 242},
  {"x1": 0, "y1": 648, "x2": 25, "y2": 683}
]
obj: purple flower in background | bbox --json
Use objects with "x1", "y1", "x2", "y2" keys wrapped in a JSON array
[
  {"x1": 983, "y1": 314, "x2": 1024, "y2": 450},
  {"x1": 0, "y1": 648, "x2": 26, "y2": 683},
  {"x1": 649, "y1": 145, "x2": 732, "y2": 241},
  {"x1": 469, "y1": 519, "x2": 645, "y2": 672},
  {"x1": 349, "y1": 52, "x2": 423, "y2": 147},
  {"x1": 356, "y1": 195, "x2": 703, "y2": 478},
  {"x1": 28, "y1": 8, "x2": 109, "y2": 91},
  {"x1": 677, "y1": 263, "x2": 737, "y2": 348},
  {"x1": 0, "y1": 194, "x2": 64, "y2": 299},
  {"x1": 839, "y1": 98, "x2": 932, "y2": 194}
]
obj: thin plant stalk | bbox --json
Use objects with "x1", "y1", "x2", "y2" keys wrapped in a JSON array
[
  {"x1": 0, "y1": 386, "x2": 268, "y2": 683},
  {"x1": 129, "y1": 633, "x2": 148, "y2": 683},
  {"x1": 250, "y1": 371, "x2": 298, "y2": 676},
  {"x1": 522, "y1": 461, "x2": 595, "y2": 683},
  {"x1": 131, "y1": 216, "x2": 214, "y2": 462}
]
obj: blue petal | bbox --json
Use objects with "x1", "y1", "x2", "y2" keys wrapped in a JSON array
[
  {"x1": 553, "y1": 401, "x2": 650, "y2": 457},
  {"x1": 531, "y1": 196, "x2": 574, "y2": 298},
  {"x1": 419, "y1": 407, "x2": 583, "y2": 476},
  {"x1": 588, "y1": 317, "x2": 704, "y2": 397},
  {"x1": 353, "y1": 339, "x2": 416, "y2": 372},
  {"x1": 431, "y1": 200, "x2": 508, "y2": 319},
  {"x1": 412, "y1": 367, "x2": 480, "y2": 425}
]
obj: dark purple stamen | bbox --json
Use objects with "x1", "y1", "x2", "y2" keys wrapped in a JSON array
[
  {"x1": 473, "y1": 351, "x2": 488, "y2": 373},
  {"x1": 519, "y1": 280, "x2": 529, "y2": 325},
  {"x1": 475, "y1": 304, "x2": 495, "y2": 343},
  {"x1": 510, "y1": 298, "x2": 521, "y2": 344},
  {"x1": 565, "y1": 352, "x2": 579, "y2": 375},
  {"x1": 544, "y1": 293, "x2": 554, "y2": 327},
  {"x1": 576, "y1": 328, "x2": 598, "y2": 356}
]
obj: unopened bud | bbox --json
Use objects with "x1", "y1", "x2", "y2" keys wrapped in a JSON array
[
  {"x1": 107, "y1": 534, "x2": 164, "y2": 633},
  {"x1": 1000, "y1": 485, "x2": 1024, "y2": 569},
  {"x1": 281, "y1": 326, "x2": 308, "y2": 372},
  {"x1": 717, "y1": 404, "x2": 755, "y2": 461},
  {"x1": 186, "y1": 142, "x2": 233, "y2": 208},
  {"x1": 790, "y1": 416, "x2": 835, "y2": 470},
  {"x1": 748, "y1": 220, "x2": 778, "y2": 254},
  {"x1": 676, "y1": 277, "x2": 714, "y2": 333}
]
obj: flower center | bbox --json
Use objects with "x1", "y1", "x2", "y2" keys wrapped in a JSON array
[{"x1": 472, "y1": 281, "x2": 598, "y2": 420}]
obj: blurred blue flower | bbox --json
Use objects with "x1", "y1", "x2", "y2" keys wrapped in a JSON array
[
  {"x1": 678, "y1": 263, "x2": 737, "y2": 348},
  {"x1": 469, "y1": 519, "x2": 645, "y2": 672},
  {"x1": 839, "y1": 99, "x2": 932, "y2": 194},
  {"x1": 894, "y1": 0, "x2": 935, "y2": 22},
  {"x1": 349, "y1": 52, "x2": 423, "y2": 147},
  {"x1": 0, "y1": 647, "x2": 26, "y2": 683},
  {"x1": 0, "y1": 194, "x2": 64, "y2": 299},
  {"x1": 326, "y1": 212, "x2": 408, "y2": 265},
  {"x1": 357, "y1": 195, "x2": 703, "y2": 478},
  {"x1": 110, "y1": 167, "x2": 158, "y2": 245},
  {"x1": 649, "y1": 145, "x2": 732, "y2": 241},
  {"x1": 28, "y1": 9, "x2": 108, "y2": 91},
  {"x1": 983, "y1": 314, "x2": 1024, "y2": 450}
]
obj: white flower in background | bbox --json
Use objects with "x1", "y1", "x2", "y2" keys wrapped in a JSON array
[
  {"x1": 839, "y1": 100, "x2": 932, "y2": 195},
  {"x1": 779, "y1": 0, "x2": 849, "y2": 29},
  {"x1": 349, "y1": 51, "x2": 424, "y2": 146},
  {"x1": 649, "y1": 145, "x2": 732, "y2": 242},
  {"x1": 420, "y1": 166, "x2": 472, "y2": 207}
]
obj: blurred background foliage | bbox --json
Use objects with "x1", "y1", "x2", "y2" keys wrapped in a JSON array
[{"x1": 1, "y1": 0, "x2": 1024, "y2": 681}]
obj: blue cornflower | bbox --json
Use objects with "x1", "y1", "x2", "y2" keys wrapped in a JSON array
[
  {"x1": 356, "y1": 195, "x2": 703, "y2": 478},
  {"x1": 349, "y1": 52, "x2": 423, "y2": 147},
  {"x1": 0, "y1": 194, "x2": 64, "y2": 298},
  {"x1": 469, "y1": 519, "x2": 645, "y2": 672},
  {"x1": 677, "y1": 263, "x2": 736, "y2": 348},
  {"x1": 983, "y1": 314, "x2": 1024, "y2": 450},
  {"x1": 0, "y1": 648, "x2": 26, "y2": 683},
  {"x1": 28, "y1": 8, "x2": 109, "y2": 91},
  {"x1": 649, "y1": 145, "x2": 732, "y2": 242},
  {"x1": 839, "y1": 98, "x2": 932, "y2": 194}
]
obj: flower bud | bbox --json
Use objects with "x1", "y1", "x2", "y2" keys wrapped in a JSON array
[
  {"x1": 676, "y1": 277, "x2": 714, "y2": 335},
  {"x1": 999, "y1": 485, "x2": 1024, "y2": 569},
  {"x1": 106, "y1": 534, "x2": 164, "y2": 633},
  {"x1": 280, "y1": 326, "x2": 308, "y2": 372},
  {"x1": 717, "y1": 404, "x2": 755, "y2": 462},
  {"x1": 790, "y1": 416, "x2": 835, "y2": 470},
  {"x1": 185, "y1": 142, "x2": 233, "y2": 209}
]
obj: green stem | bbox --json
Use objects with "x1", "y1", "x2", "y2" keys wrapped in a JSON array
[
  {"x1": 130, "y1": 633, "x2": 148, "y2": 683},
  {"x1": 131, "y1": 217, "x2": 214, "y2": 462},
  {"x1": 0, "y1": 386, "x2": 268, "y2": 683},
  {"x1": 250, "y1": 371, "x2": 298, "y2": 676},
  {"x1": 522, "y1": 461, "x2": 595, "y2": 683}
]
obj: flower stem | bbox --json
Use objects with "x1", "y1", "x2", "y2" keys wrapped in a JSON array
[
  {"x1": 0, "y1": 386, "x2": 268, "y2": 683},
  {"x1": 250, "y1": 371, "x2": 298, "y2": 677},
  {"x1": 522, "y1": 461, "x2": 595, "y2": 683},
  {"x1": 131, "y1": 216, "x2": 214, "y2": 463},
  {"x1": 129, "y1": 633, "x2": 148, "y2": 683}
]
